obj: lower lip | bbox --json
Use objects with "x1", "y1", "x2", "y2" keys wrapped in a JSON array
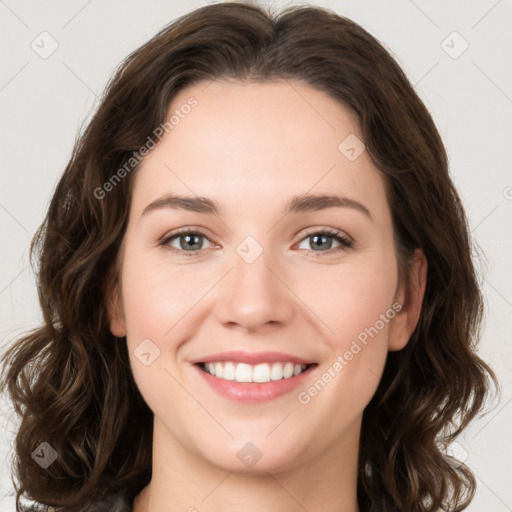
[{"x1": 194, "y1": 364, "x2": 316, "y2": 403}]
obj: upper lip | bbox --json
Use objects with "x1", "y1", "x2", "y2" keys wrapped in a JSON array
[{"x1": 191, "y1": 350, "x2": 315, "y2": 365}]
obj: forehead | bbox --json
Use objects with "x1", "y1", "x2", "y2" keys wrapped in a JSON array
[{"x1": 131, "y1": 79, "x2": 390, "y2": 225}]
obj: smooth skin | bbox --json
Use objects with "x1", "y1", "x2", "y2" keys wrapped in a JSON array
[{"x1": 108, "y1": 79, "x2": 427, "y2": 512}]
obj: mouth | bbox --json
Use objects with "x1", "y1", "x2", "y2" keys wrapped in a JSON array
[
  {"x1": 193, "y1": 359, "x2": 318, "y2": 403},
  {"x1": 197, "y1": 361, "x2": 315, "y2": 383}
]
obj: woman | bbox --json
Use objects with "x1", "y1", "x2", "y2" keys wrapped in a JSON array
[{"x1": 0, "y1": 2, "x2": 497, "y2": 511}]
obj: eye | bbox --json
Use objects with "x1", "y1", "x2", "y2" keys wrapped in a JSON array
[
  {"x1": 159, "y1": 227, "x2": 353, "y2": 257},
  {"x1": 296, "y1": 228, "x2": 353, "y2": 256},
  {"x1": 159, "y1": 228, "x2": 213, "y2": 256}
]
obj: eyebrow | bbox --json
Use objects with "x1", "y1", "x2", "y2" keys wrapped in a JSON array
[{"x1": 142, "y1": 193, "x2": 372, "y2": 220}]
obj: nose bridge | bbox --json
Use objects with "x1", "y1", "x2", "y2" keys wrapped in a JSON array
[{"x1": 216, "y1": 234, "x2": 294, "y2": 330}]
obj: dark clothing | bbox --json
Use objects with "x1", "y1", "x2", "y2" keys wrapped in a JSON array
[{"x1": 83, "y1": 492, "x2": 132, "y2": 512}]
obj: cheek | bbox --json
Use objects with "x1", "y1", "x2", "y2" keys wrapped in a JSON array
[
  {"x1": 120, "y1": 250, "x2": 199, "y2": 339},
  {"x1": 120, "y1": 253, "x2": 189, "y2": 421},
  {"x1": 305, "y1": 257, "x2": 398, "y2": 400},
  {"x1": 309, "y1": 259, "x2": 399, "y2": 347},
  {"x1": 293, "y1": 273, "x2": 395, "y2": 432},
  {"x1": 119, "y1": 252, "x2": 185, "y2": 391}
]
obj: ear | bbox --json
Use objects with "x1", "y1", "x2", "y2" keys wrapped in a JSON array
[
  {"x1": 105, "y1": 271, "x2": 127, "y2": 338},
  {"x1": 388, "y1": 249, "x2": 427, "y2": 351}
]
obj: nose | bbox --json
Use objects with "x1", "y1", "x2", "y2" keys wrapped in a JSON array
[{"x1": 214, "y1": 244, "x2": 295, "y2": 333}]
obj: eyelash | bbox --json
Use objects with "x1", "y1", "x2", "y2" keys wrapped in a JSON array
[{"x1": 158, "y1": 227, "x2": 353, "y2": 258}]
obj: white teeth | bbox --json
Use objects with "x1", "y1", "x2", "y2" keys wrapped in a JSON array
[
  {"x1": 270, "y1": 363, "x2": 283, "y2": 381},
  {"x1": 202, "y1": 361, "x2": 309, "y2": 383},
  {"x1": 253, "y1": 363, "x2": 270, "y2": 383},
  {"x1": 235, "y1": 363, "x2": 253, "y2": 383},
  {"x1": 223, "y1": 361, "x2": 236, "y2": 380},
  {"x1": 283, "y1": 362, "x2": 294, "y2": 379}
]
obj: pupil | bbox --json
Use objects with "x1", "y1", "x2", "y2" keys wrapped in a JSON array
[
  {"x1": 311, "y1": 234, "x2": 331, "y2": 251},
  {"x1": 183, "y1": 234, "x2": 201, "y2": 250}
]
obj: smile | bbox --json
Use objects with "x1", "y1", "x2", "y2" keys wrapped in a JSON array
[
  {"x1": 194, "y1": 362, "x2": 317, "y2": 404},
  {"x1": 200, "y1": 361, "x2": 311, "y2": 383}
]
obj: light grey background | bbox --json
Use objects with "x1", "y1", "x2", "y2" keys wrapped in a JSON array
[{"x1": 1, "y1": 0, "x2": 511, "y2": 510}]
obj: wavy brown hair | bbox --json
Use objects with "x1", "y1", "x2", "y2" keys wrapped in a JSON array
[{"x1": 0, "y1": 2, "x2": 497, "y2": 511}]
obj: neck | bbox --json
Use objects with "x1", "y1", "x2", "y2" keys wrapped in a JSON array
[{"x1": 133, "y1": 416, "x2": 360, "y2": 512}]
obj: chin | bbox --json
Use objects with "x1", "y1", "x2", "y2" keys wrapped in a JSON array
[{"x1": 194, "y1": 436, "x2": 310, "y2": 475}]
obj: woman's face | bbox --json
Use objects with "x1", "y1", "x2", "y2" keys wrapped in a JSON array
[{"x1": 109, "y1": 79, "x2": 423, "y2": 474}]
